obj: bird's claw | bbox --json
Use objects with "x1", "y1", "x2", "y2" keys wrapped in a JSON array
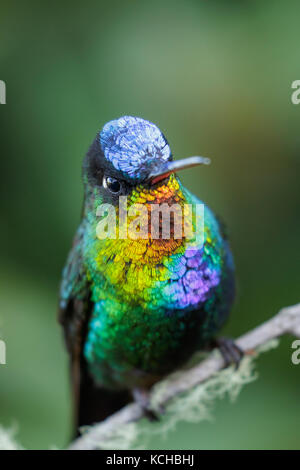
[
  {"x1": 132, "y1": 387, "x2": 164, "y2": 422},
  {"x1": 214, "y1": 336, "x2": 244, "y2": 369}
]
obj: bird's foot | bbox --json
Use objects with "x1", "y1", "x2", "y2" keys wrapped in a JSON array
[
  {"x1": 213, "y1": 336, "x2": 244, "y2": 369},
  {"x1": 132, "y1": 387, "x2": 163, "y2": 422}
]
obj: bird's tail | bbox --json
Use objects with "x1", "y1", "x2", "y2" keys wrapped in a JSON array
[{"x1": 74, "y1": 363, "x2": 131, "y2": 437}]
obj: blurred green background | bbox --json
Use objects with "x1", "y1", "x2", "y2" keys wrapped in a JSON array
[{"x1": 0, "y1": 0, "x2": 299, "y2": 450}]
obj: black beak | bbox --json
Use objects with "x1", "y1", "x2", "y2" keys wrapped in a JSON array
[{"x1": 148, "y1": 156, "x2": 211, "y2": 185}]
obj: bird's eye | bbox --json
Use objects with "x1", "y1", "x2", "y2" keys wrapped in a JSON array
[{"x1": 103, "y1": 176, "x2": 122, "y2": 194}]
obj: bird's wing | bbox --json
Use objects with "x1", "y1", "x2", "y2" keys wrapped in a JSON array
[
  {"x1": 58, "y1": 223, "x2": 91, "y2": 431},
  {"x1": 58, "y1": 224, "x2": 130, "y2": 436}
]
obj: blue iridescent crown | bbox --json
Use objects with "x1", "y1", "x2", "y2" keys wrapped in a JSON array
[{"x1": 99, "y1": 116, "x2": 171, "y2": 180}]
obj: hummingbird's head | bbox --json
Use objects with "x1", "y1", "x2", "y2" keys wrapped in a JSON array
[
  {"x1": 83, "y1": 116, "x2": 210, "y2": 206},
  {"x1": 82, "y1": 116, "x2": 211, "y2": 272}
]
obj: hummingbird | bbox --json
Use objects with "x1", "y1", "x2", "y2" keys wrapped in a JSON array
[{"x1": 59, "y1": 116, "x2": 241, "y2": 433}]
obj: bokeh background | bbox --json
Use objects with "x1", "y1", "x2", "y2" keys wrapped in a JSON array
[{"x1": 0, "y1": 0, "x2": 299, "y2": 450}]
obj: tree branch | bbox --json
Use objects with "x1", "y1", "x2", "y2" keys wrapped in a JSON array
[{"x1": 68, "y1": 302, "x2": 300, "y2": 450}]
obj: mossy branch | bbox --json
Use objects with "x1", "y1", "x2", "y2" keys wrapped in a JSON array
[{"x1": 68, "y1": 303, "x2": 300, "y2": 450}]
